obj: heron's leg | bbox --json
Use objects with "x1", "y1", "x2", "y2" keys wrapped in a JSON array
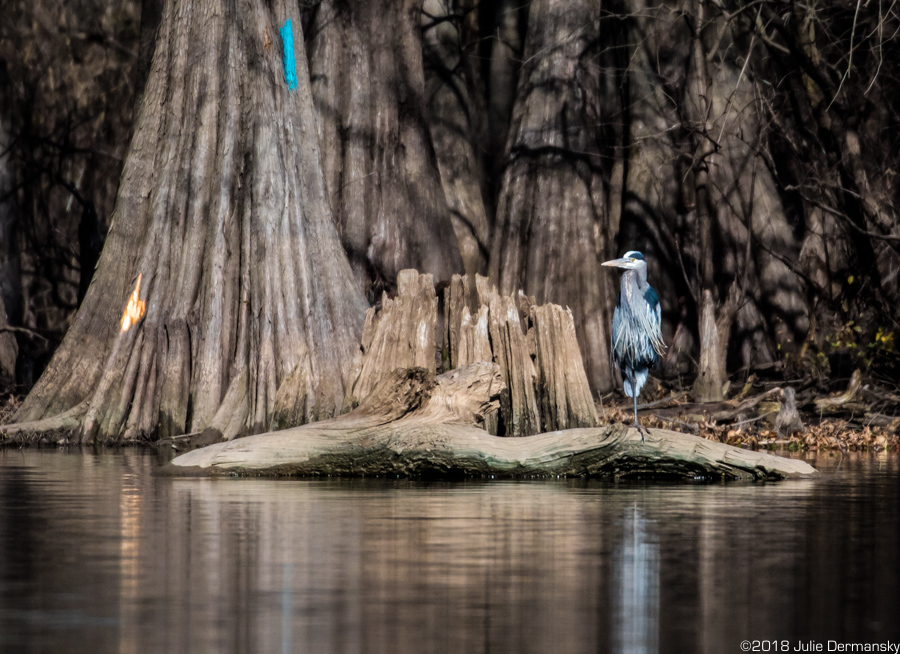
[
  {"x1": 630, "y1": 371, "x2": 650, "y2": 442},
  {"x1": 629, "y1": 371, "x2": 646, "y2": 442}
]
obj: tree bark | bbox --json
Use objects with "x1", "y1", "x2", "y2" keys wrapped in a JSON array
[
  {"x1": 0, "y1": 64, "x2": 19, "y2": 389},
  {"x1": 487, "y1": 0, "x2": 526, "y2": 185},
  {"x1": 443, "y1": 273, "x2": 491, "y2": 370},
  {"x1": 9, "y1": 0, "x2": 367, "y2": 443},
  {"x1": 489, "y1": 0, "x2": 615, "y2": 394},
  {"x1": 135, "y1": 0, "x2": 164, "y2": 108},
  {"x1": 307, "y1": 0, "x2": 464, "y2": 297},
  {"x1": 161, "y1": 365, "x2": 817, "y2": 480},
  {"x1": 485, "y1": 290, "x2": 542, "y2": 436},
  {"x1": 422, "y1": 0, "x2": 491, "y2": 277},
  {"x1": 530, "y1": 303, "x2": 598, "y2": 431},
  {"x1": 693, "y1": 287, "x2": 739, "y2": 401}
]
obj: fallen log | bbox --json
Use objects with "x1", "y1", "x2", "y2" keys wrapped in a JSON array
[
  {"x1": 162, "y1": 365, "x2": 817, "y2": 480},
  {"x1": 814, "y1": 369, "x2": 863, "y2": 413}
]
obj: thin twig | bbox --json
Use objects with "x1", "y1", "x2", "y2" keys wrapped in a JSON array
[
  {"x1": 793, "y1": 190, "x2": 900, "y2": 243},
  {"x1": 827, "y1": 0, "x2": 863, "y2": 111},
  {"x1": 863, "y1": 0, "x2": 886, "y2": 96},
  {"x1": 731, "y1": 410, "x2": 777, "y2": 427},
  {"x1": 636, "y1": 391, "x2": 688, "y2": 410},
  {"x1": 715, "y1": 14, "x2": 759, "y2": 147},
  {"x1": 674, "y1": 235, "x2": 699, "y2": 305}
]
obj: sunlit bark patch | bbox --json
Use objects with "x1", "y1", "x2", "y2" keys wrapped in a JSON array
[{"x1": 120, "y1": 274, "x2": 146, "y2": 333}]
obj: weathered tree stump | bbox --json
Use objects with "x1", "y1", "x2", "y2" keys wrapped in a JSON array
[
  {"x1": 342, "y1": 269, "x2": 597, "y2": 439},
  {"x1": 442, "y1": 273, "x2": 598, "y2": 437},
  {"x1": 486, "y1": 289, "x2": 542, "y2": 437},
  {"x1": 343, "y1": 270, "x2": 438, "y2": 411},
  {"x1": 162, "y1": 365, "x2": 817, "y2": 480},
  {"x1": 529, "y1": 303, "x2": 598, "y2": 431},
  {"x1": 443, "y1": 273, "x2": 490, "y2": 369}
]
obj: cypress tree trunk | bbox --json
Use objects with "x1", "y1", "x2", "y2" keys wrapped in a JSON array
[
  {"x1": 489, "y1": 0, "x2": 616, "y2": 394},
  {"x1": 0, "y1": 64, "x2": 19, "y2": 389},
  {"x1": 307, "y1": 0, "x2": 464, "y2": 297},
  {"x1": 422, "y1": 0, "x2": 491, "y2": 276},
  {"x1": 10, "y1": 0, "x2": 367, "y2": 443},
  {"x1": 487, "y1": 0, "x2": 526, "y2": 185}
]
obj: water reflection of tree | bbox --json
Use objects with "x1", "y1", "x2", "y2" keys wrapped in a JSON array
[{"x1": 3, "y1": 453, "x2": 899, "y2": 651}]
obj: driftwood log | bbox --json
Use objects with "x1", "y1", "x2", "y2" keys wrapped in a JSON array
[{"x1": 163, "y1": 365, "x2": 816, "y2": 479}]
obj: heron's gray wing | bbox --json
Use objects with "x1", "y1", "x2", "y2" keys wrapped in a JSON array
[
  {"x1": 610, "y1": 304, "x2": 622, "y2": 374},
  {"x1": 641, "y1": 285, "x2": 666, "y2": 357}
]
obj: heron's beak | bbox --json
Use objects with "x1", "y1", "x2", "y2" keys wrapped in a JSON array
[{"x1": 601, "y1": 257, "x2": 633, "y2": 269}]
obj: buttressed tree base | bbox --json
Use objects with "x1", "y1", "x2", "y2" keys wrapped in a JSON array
[{"x1": 6, "y1": 0, "x2": 367, "y2": 444}]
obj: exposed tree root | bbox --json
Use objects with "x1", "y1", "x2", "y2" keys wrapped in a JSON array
[{"x1": 1, "y1": 401, "x2": 88, "y2": 443}]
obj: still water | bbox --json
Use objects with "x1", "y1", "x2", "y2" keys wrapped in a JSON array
[{"x1": 0, "y1": 448, "x2": 897, "y2": 654}]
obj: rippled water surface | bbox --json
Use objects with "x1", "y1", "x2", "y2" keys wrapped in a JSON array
[{"x1": 0, "y1": 448, "x2": 898, "y2": 653}]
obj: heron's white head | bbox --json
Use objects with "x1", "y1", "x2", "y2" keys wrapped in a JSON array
[{"x1": 601, "y1": 251, "x2": 646, "y2": 270}]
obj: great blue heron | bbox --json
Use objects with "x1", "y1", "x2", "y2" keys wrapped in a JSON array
[{"x1": 602, "y1": 251, "x2": 666, "y2": 440}]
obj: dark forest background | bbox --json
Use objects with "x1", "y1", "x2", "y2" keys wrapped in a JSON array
[{"x1": 1, "y1": 0, "x2": 898, "y2": 421}]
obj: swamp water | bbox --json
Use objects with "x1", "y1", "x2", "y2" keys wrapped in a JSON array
[{"x1": 0, "y1": 448, "x2": 897, "y2": 654}]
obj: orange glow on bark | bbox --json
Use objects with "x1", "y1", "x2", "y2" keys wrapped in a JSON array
[{"x1": 120, "y1": 274, "x2": 146, "y2": 332}]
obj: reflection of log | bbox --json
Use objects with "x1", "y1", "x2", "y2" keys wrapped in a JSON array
[{"x1": 163, "y1": 365, "x2": 816, "y2": 479}]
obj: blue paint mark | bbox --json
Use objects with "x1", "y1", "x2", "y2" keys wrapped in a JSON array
[{"x1": 281, "y1": 20, "x2": 297, "y2": 90}]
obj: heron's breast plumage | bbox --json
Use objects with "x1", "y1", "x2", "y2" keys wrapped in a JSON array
[{"x1": 611, "y1": 274, "x2": 665, "y2": 376}]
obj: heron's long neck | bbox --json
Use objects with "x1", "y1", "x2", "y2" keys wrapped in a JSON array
[{"x1": 620, "y1": 269, "x2": 647, "y2": 297}]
